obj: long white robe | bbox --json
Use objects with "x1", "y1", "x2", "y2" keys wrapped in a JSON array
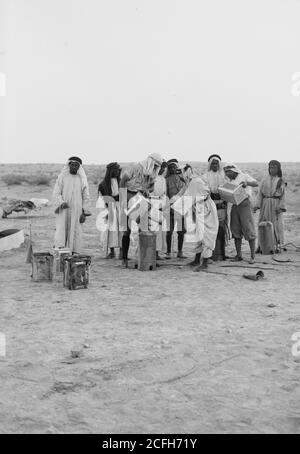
[
  {"x1": 53, "y1": 169, "x2": 90, "y2": 253},
  {"x1": 175, "y1": 177, "x2": 219, "y2": 258},
  {"x1": 203, "y1": 162, "x2": 231, "y2": 243},
  {"x1": 202, "y1": 162, "x2": 225, "y2": 194},
  {"x1": 152, "y1": 175, "x2": 168, "y2": 252},
  {"x1": 96, "y1": 188, "x2": 120, "y2": 254},
  {"x1": 256, "y1": 175, "x2": 286, "y2": 246}
]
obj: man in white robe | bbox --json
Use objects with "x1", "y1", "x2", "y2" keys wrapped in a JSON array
[
  {"x1": 151, "y1": 161, "x2": 168, "y2": 258},
  {"x1": 96, "y1": 162, "x2": 122, "y2": 258},
  {"x1": 172, "y1": 173, "x2": 219, "y2": 271},
  {"x1": 203, "y1": 154, "x2": 230, "y2": 261},
  {"x1": 53, "y1": 157, "x2": 90, "y2": 253},
  {"x1": 119, "y1": 153, "x2": 163, "y2": 267}
]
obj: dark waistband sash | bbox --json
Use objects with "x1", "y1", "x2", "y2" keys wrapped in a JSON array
[{"x1": 263, "y1": 196, "x2": 281, "y2": 199}]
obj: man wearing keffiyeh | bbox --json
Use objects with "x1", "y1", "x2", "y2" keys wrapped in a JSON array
[
  {"x1": 203, "y1": 154, "x2": 230, "y2": 261},
  {"x1": 120, "y1": 153, "x2": 163, "y2": 267},
  {"x1": 96, "y1": 162, "x2": 122, "y2": 258},
  {"x1": 254, "y1": 160, "x2": 287, "y2": 253},
  {"x1": 52, "y1": 156, "x2": 90, "y2": 253},
  {"x1": 224, "y1": 162, "x2": 258, "y2": 264}
]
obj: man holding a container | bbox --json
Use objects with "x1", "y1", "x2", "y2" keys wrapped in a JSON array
[{"x1": 223, "y1": 163, "x2": 259, "y2": 264}]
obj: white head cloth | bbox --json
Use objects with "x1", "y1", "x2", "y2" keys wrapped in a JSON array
[
  {"x1": 57, "y1": 159, "x2": 89, "y2": 191},
  {"x1": 140, "y1": 153, "x2": 163, "y2": 177},
  {"x1": 204, "y1": 156, "x2": 225, "y2": 193},
  {"x1": 223, "y1": 162, "x2": 242, "y2": 175}
]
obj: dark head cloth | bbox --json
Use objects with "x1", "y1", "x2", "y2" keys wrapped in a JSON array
[
  {"x1": 184, "y1": 164, "x2": 192, "y2": 171},
  {"x1": 107, "y1": 162, "x2": 121, "y2": 170},
  {"x1": 167, "y1": 159, "x2": 179, "y2": 166},
  {"x1": 98, "y1": 162, "x2": 121, "y2": 198},
  {"x1": 208, "y1": 154, "x2": 222, "y2": 162},
  {"x1": 158, "y1": 161, "x2": 168, "y2": 175},
  {"x1": 68, "y1": 156, "x2": 82, "y2": 165},
  {"x1": 269, "y1": 160, "x2": 283, "y2": 178}
]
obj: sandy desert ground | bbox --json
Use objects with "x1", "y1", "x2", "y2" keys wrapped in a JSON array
[{"x1": 0, "y1": 162, "x2": 300, "y2": 434}]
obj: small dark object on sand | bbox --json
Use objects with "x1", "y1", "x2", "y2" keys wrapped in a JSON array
[
  {"x1": 243, "y1": 270, "x2": 265, "y2": 281},
  {"x1": 71, "y1": 350, "x2": 82, "y2": 359}
]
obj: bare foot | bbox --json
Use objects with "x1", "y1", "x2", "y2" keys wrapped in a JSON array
[
  {"x1": 230, "y1": 256, "x2": 243, "y2": 262},
  {"x1": 177, "y1": 252, "x2": 187, "y2": 259},
  {"x1": 187, "y1": 261, "x2": 199, "y2": 267},
  {"x1": 193, "y1": 264, "x2": 208, "y2": 272}
]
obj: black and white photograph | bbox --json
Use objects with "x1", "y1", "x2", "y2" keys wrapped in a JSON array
[{"x1": 0, "y1": 0, "x2": 300, "y2": 436}]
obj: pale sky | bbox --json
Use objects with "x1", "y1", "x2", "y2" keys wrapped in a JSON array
[{"x1": 0, "y1": 0, "x2": 300, "y2": 164}]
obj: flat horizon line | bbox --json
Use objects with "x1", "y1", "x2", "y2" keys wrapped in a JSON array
[{"x1": 1, "y1": 161, "x2": 300, "y2": 166}]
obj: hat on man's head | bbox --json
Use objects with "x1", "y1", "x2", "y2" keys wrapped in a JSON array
[
  {"x1": 224, "y1": 162, "x2": 241, "y2": 175},
  {"x1": 107, "y1": 162, "x2": 121, "y2": 170},
  {"x1": 208, "y1": 154, "x2": 222, "y2": 162},
  {"x1": 68, "y1": 156, "x2": 83, "y2": 165},
  {"x1": 148, "y1": 153, "x2": 164, "y2": 166},
  {"x1": 167, "y1": 159, "x2": 179, "y2": 166}
]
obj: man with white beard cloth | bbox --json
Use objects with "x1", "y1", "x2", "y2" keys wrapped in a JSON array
[
  {"x1": 120, "y1": 153, "x2": 163, "y2": 268},
  {"x1": 203, "y1": 154, "x2": 230, "y2": 261}
]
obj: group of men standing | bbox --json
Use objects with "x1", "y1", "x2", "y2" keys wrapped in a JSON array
[{"x1": 53, "y1": 155, "x2": 287, "y2": 271}]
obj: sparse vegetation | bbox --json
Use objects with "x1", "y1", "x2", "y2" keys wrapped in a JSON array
[
  {"x1": 0, "y1": 162, "x2": 299, "y2": 191},
  {"x1": 1, "y1": 173, "x2": 53, "y2": 186}
]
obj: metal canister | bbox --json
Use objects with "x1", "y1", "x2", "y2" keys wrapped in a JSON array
[
  {"x1": 63, "y1": 255, "x2": 91, "y2": 290},
  {"x1": 32, "y1": 252, "x2": 53, "y2": 281},
  {"x1": 258, "y1": 221, "x2": 276, "y2": 255},
  {"x1": 53, "y1": 248, "x2": 72, "y2": 283},
  {"x1": 138, "y1": 231, "x2": 157, "y2": 271}
]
